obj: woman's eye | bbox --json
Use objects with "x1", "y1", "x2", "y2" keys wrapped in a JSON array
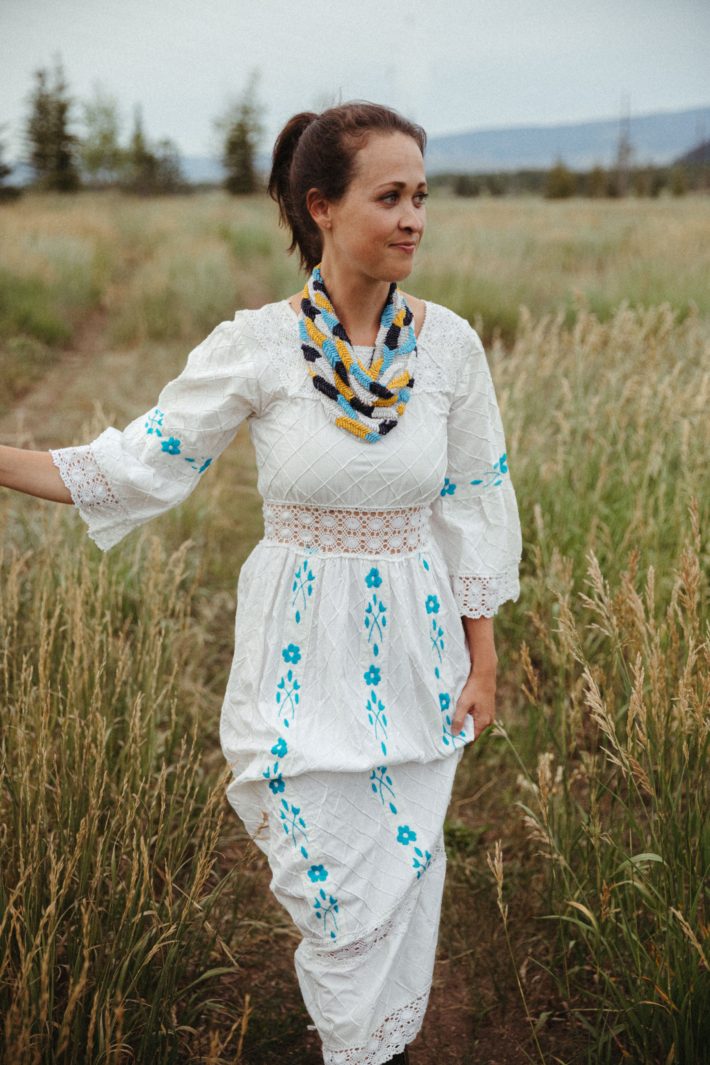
[{"x1": 381, "y1": 191, "x2": 429, "y2": 204}]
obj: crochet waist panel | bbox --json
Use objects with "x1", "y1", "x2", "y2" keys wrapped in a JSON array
[{"x1": 261, "y1": 502, "x2": 431, "y2": 556}]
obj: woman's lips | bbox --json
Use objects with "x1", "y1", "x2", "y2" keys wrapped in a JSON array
[{"x1": 391, "y1": 243, "x2": 416, "y2": 254}]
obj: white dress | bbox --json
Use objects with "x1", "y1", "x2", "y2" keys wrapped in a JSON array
[{"x1": 50, "y1": 298, "x2": 522, "y2": 1065}]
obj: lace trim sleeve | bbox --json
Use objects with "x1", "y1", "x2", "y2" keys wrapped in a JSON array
[
  {"x1": 50, "y1": 444, "x2": 135, "y2": 550},
  {"x1": 451, "y1": 570, "x2": 520, "y2": 619}
]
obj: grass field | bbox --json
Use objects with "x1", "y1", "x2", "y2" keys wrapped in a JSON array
[{"x1": 1, "y1": 190, "x2": 709, "y2": 1065}]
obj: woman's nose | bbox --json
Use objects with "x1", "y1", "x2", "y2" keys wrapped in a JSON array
[{"x1": 399, "y1": 206, "x2": 424, "y2": 232}]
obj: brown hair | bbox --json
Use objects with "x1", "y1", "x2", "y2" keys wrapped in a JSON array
[{"x1": 268, "y1": 101, "x2": 427, "y2": 273}]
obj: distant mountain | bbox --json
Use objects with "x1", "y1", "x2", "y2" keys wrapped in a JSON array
[
  {"x1": 676, "y1": 138, "x2": 710, "y2": 166},
  {"x1": 424, "y1": 105, "x2": 710, "y2": 173}
]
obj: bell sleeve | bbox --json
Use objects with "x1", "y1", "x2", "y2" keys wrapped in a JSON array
[
  {"x1": 429, "y1": 320, "x2": 523, "y2": 618},
  {"x1": 49, "y1": 314, "x2": 262, "y2": 552}
]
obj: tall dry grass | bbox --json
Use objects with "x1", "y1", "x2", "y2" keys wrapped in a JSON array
[
  {"x1": 0, "y1": 520, "x2": 252, "y2": 1063},
  {"x1": 474, "y1": 304, "x2": 709, "y2": 1063}
]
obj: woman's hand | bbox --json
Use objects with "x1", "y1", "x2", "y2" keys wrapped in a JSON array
[
  {"x1": 452, "y1": 614, "x2": 498, "y2": 739},
  {"x1": 452, "y1": 665, "x2": 497, "y2": 739}
]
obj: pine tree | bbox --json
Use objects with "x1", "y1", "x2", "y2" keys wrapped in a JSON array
[
  {"x1": 153, "y1": 138, "x2": 185, "y2": 193},
  {"x1": 122, "y1": 106, "x2": 158, "y2": 194},
  {"x1": 544, "y1": 160, "x2": 576, "y2": 199},
  {"x1": 25, "y1": 57, "x2": 80, "y2": 191},
  {"x1": 121, "y1": 108, "x2": 185, "y2": 195},
  {"x1": 79, "y1": 83, "x2": 124, "y2": 186},
  {"x1": 215, "y1": 72, "x2": 264, "y2": 195},
  {"x1": 586, "y1": 165, "x2": 608, "y2": 198}
]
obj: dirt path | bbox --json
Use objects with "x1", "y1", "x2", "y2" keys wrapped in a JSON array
[{"x1": 0, "y1": 306, "x2": 116, "y2": 447}]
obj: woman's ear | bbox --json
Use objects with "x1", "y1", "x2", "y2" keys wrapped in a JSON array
[{"x1": 306, "y1": 187, "x2": 332, "y2": 232}]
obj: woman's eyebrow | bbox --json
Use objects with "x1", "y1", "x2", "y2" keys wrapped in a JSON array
[{"x1": 374, "y1": 180, "x2": 429, "y2": 190}]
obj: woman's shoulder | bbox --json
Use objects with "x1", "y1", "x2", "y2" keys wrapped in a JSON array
[
  {"x1": 232, "y1": 298, "x2": 298, "y2": 353},
  {"x1": 404, "y1": 296, "x2": 484, "y2": 358}
]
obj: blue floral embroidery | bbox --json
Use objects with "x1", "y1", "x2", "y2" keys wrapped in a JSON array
[
  {"x1": 279, "y1": 799, "x2": 309, "y2": 859},
  {"x1": 184, "y1": 455, "x2": 213, "y2": 473},
  {"x1": 269, "y1": 775, "x2": 285, "y2": 794},
  {"x1": 144, "y1": 407, "x2": 212, "y2": 472},
  {"x1": 425, "y1": 594, "x2": 440, "y2": 615},
  {"x1": 370, "y1": 767, "x2": 397, "y2": 814},
  {"x1": 275, "y1": 669, "x2": 300, "y2": 726},
  {"x1": 282, "y1": 643, "x2": 302, "y2": 664},
  {"x1": 470, "y1": 452, "x2": 508, "y2": 488},
  {"x1": 366, "y1": 692, "x2": 389, "y2": 756},
  {"x1": 356, "y1": 557, "x2": 444, "y2": 888},
  {"x1": 292, "y1": 562, "x2": 316, "y2": 623},
  {"x1": 145, "y1": 408, "x2": 164, "y2": 436},
  {"x1": 364, "y1": 596, "x2": 387, "y2": 656},
  {"x1": 363, "y1": 664, "x2": 381, "y2": 686},
  {"x1": 262, "y1": 605, "x2": 343, "y2": 942},
  {"x1": 397, "y1": 825, "x2": 417, "y2": 846},
  {"x1": 430, "y1": 620, "x2": 445, "y2": 663},
  {"x1": 438, "y1": 453, "x2": 509, "y2": 496},
  {"x1": 442, "y1": 714, "x2": 468, "y2": 748},
  {"x1": 365, "y1": 567, "x2": 382, "y2": 588},
  {"x1": 313, "y1": 889, "x2": 339, "y2": 939},
  {"x1": 263, "y1": 761, "x2": 285, "y2": 794},
  {"x1": 412, "y1": 846, "x2": 433, "y2": 878}
]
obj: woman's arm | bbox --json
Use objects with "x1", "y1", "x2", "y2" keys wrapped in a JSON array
[
  {"x1": 451, "y1": 615, "x2": 498, "y2": 738},
  {"x1": 0, "y1": 445, "x2": 72, "y2": 503}
]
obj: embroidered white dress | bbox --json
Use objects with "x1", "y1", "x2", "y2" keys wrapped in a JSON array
[{"x1": 50, "y1": 298, "x2": 522, "y2": 1065}]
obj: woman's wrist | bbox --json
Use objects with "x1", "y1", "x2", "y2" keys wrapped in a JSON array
[
  {"x1": 0, "y1": 445, "x2": 72, "y2": 503},
  {"x1": 461, "y1": 613, "x2": 497, "y2": 673},
  {"x1": 468, "y1": 664, "x2": 498, "y2": 690}
]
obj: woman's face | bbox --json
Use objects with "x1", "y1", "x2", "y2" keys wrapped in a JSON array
[{"x1": 316, "y1": 131, "x2": 428, "y2": 284}]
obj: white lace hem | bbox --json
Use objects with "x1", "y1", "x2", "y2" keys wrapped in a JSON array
[
  {"x1": 49, "y1": 444, "x2": 133, "y2": 551},
  {"x1": 321, "y1": 989, "x2": 429, "y2": 1065},
  {"x1": 313, "y1": 842, "x2": 443, "y2": 1063},
  {"x1": 451, "y1": 569, "x2": 520, "y2": 618}
]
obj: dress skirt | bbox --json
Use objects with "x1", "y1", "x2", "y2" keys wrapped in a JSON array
[
  {"x1": 225, "y1": 754, "x2": 463, "y2": 1065},
  {"x1": 219, "y1": 509, "x2": 475, "y2": 1065}
]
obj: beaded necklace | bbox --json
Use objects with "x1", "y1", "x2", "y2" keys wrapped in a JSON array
[{"x1": 298, "y1": 264, "x2": 417, "y2": 443}]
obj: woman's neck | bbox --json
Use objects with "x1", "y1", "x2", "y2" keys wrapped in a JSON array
[{"x1": 317, "y1": 259, "x2": 391, "y2": 346}]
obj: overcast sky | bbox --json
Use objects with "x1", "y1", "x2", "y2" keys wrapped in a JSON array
[{"x1": 1, "y1": 0, "x2": 709, "y2": 160}]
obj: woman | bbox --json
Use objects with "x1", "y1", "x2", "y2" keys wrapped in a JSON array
[{"x1": 0, "y1": 102, "x2": 522, "y2": 1064}]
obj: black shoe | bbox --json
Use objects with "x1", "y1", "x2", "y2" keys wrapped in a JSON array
[{"x1": 385, "y1": 1049, "x2": 410, "y2": 1064}]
